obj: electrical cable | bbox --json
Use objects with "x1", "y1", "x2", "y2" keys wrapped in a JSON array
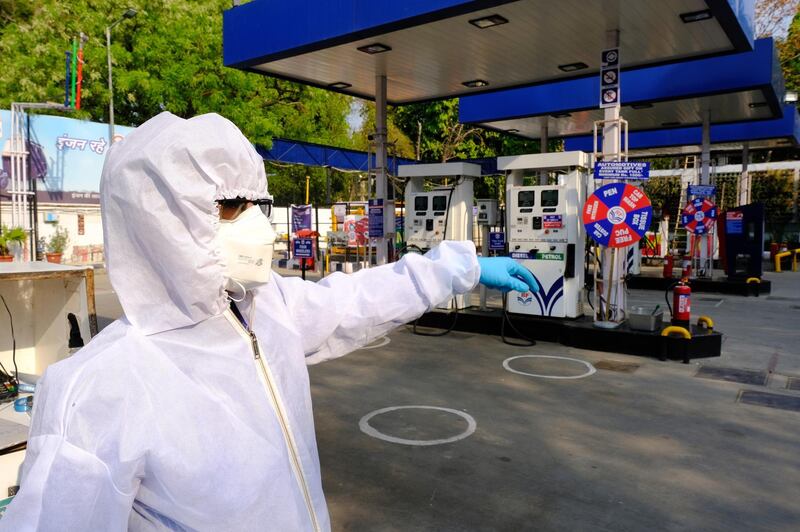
[
  {"x1": 500, "y1": 293, "x2": 536, "y2": 347},
  {"x1": 665, "y1": 280, "x2": 680, "y2": 317},
  {"x1": 0, "y1": 294, "x2": 18, "y2": 400}
]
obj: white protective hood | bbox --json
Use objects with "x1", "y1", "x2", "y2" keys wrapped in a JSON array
[
  {"x1": 101, "y1": 111, "x2": 270, "y2": 335},
  {"x1": 0, "y1": 112, "x2": 480, "y2": 531}
]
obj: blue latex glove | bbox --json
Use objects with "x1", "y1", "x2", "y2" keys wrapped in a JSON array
[{"x1": 477, "y1": 257, "x2": 539, "y2": 293}]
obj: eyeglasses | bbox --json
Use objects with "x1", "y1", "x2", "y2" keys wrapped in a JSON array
[{"x1": 217, "y1": 198, "x2": 273, "y2": 219}]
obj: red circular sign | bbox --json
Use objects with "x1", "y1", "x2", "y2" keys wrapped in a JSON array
[{"x1": 583, "y1": 183, "x2": 653, "y2": 248}]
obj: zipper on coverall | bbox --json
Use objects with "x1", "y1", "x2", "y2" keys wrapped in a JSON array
[{"x1": 228, "y1": 307, "x2": 321, "y2": 532}]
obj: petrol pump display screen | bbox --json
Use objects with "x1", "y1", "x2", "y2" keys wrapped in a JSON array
[
  {"x1": 432, "y1": 195, "x2": 448, "y2": 212},
  {"x1": 414, "y1": 196, "x2": 428, "y2": 212},
  {"x1": 518, "y1": 191, "x2": 535, "y2": 208},
  {"x1": 541, "y1": 190, "x2": 559, "y2": 207}
]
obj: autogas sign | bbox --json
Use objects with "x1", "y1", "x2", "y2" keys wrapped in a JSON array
[{"x1": 593, "y1": 161, "x2": 650, "y2": 180}]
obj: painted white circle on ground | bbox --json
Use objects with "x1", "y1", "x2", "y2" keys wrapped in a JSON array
[
  {"x1": 359, "y1": 336, "x2": 391, "y2": 350},
  {"x1": 502, "y1": 355, "x2": 596, "y2": 380},
  {"x1": 359, "y1": 405, "x2": 477, "y2": 446}
]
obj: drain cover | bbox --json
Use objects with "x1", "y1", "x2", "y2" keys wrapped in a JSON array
[
  {"x1": 696, "y1": 366, "x2": 768, "y2": 386},
  {"x1": 595, "y1": 360, "x2": 640, "y2": 373},
  {"x1": 738, "y1": 390, "x2": 800, "y2": 412},
  {"x1": 787, "y1": 377, "x2": 800, "y2": 391}
]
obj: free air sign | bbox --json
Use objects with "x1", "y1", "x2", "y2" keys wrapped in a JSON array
[
  {"x1": 293, "y1": 238, "x2": 314, "y2": 259},
  {"x1": 593, "y1": 161, "x2": 650, "y2": 180},
  {"x1": 687, "y1": 184, "x2": 717, "y2": 197}
]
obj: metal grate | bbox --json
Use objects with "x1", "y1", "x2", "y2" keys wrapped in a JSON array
[
  {"x1": 738, "y1": 390, "x2": 800, "y2": 413},
  {"x1": 595, "y1": 360, "x2": 640, "y2": 373},
  {"x1": 695, "y1": 366, "x2": 767, "y2": 386},
  {"x1": 787, "y1": 377, "x2": 800, "y2": 391}
]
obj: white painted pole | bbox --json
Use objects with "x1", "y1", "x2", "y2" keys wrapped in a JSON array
[
  {"x1": 600, "y1": 30, "x2": 625, "y2": 324},
  {"x1": 700, "y1": 109, "x2": 711, "y2": 185},
  {"x1": 739, "y1": 142, "x2": 749, "y2": 206},
  {"x1": 540, "y1": 120, "x2": 549, "y2": 185},
  {"x1": 374, "y1": 74, "x2": 390, "y2": 265}
]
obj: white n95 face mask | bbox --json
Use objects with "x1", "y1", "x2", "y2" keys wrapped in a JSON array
[{"x1": 217, "y1": 205, "x2": 277, "y2": 292}]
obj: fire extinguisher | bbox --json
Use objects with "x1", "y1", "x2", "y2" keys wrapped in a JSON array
[
  {"x1": 666, "y1": 279, "x2": 691, "y2": 326},
  {"x1": 662, "y1": 255, "x2": 674, "y2": 279},
  {"x1": 681, "y1": 256, "x2": 692, "y2": 279}
]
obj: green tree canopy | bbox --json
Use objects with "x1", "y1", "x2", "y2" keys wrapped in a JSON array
[{"x1": 0, "y1": 0, "x2": 352, "y2": 149}]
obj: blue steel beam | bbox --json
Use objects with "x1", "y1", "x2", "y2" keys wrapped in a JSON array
[
  {"x1": 258, "y1": 137, "x2": 415, "y2": 174},
  {"x1": 563, "y1": 105, "x2": 800, "y2": 152},
  {"x1": 460, "y1": 38, "x2": 782, "y2": 128}
]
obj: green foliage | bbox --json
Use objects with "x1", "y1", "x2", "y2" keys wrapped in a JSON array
[
  {"x1": 0, "y1": 225, "x2": 26, "y2": 255},
  {"x1": 0, "y1": 0, "x2": 352, "y2": 149},
  {"x1": 47, "y1": 225, "x2": 69, "y2": 253},
  {"x1": 752, "y1": 170, "x2": 796, "y2": 242},
  {"x1": 778, "y1": 10, "x2": 800, "y2": 92},
  {"x1": 392, "y1": 99, "x2": 545, "y2": 198}
]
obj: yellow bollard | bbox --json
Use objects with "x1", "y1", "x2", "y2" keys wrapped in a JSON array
[
  {"x1": 697, "y1": 316, "x2": 714, "y2": 332},
  {"x1": 661, "y1": 326, "x2": 692, "y2": 363},
  {"x1": 775, "y1": 251, "x2": 791, "y2": 272},
  {"x1": 661, "y1": 326, "x2": 692, "y2": 339}
]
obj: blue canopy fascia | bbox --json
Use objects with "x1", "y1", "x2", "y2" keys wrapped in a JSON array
[
  {"x1": 224, "y1": 0, "x2": 513, "y2": 69},
  {"x1": 563, "y1": 104, "x2": 800, "y2": 152},
  {"x1": 459, "y1": 38, "x2": 780, "y2": 125}
]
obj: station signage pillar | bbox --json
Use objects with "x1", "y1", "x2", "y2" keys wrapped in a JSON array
[{"x1": 596, "y1": 29, "x2": 630, "y2": 325}]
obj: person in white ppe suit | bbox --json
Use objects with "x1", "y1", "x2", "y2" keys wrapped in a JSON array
[{"x1": 1, "y1": 112, "x2": 538, "y2": 531}]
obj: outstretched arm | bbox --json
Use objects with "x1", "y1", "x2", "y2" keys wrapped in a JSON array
[
  {"x1": 273, "y1": 241, "x2": 480, "y2": 364},
  {"x1": 273, "y1": 242, "x2": 539, "y2": 364}
]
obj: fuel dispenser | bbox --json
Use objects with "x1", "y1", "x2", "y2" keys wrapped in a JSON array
[
  {"x1": 498, "y1": 152, "x2": 589, "y2": 318},
  {"x1": 398, "y1": 162, "x2": 480, "y2": 309}
]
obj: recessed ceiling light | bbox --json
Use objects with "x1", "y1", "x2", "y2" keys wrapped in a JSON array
[
  {"x1": 631, "y1": 103, "x2": 653, "y2": 110},
  {"x1": 357, "y1": 43, "x2": 391, "y2": 55},
  {"x1": 462, "y1": 79, "x2": 489, "y2": 88},
  {"x1": 550, "y1": 112, "x2": 572, "y2": 118},
  {"x1": 468, "y1": 14, "x2": 509, "y2": 29},
  {"x1": 661, "y1": 121, "x2": 681, "y2": 127},
  {"x1": 749, "y1": 102, "x2": 768, "y2": 109},
  {"x1": 328, "y1": 82, "x2": 352, "y2": 89},
  {"x1": 680, "y1": 9, "x2": 713, "y2": 23},
  {"x1": 558, "y1": 62, "x2": 589, "y2": 72}
]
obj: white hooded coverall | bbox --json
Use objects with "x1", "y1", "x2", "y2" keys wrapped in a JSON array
[{"x1": 0, "y1": 112, "x2": 480, "y2": 531}]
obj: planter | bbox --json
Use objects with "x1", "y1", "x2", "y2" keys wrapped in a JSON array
[
  {"x1": 0, "y1": 255, "x2": 12, "y2": 263},
  {"x1": 45, "y1": 252, "x2": 63, "y2": 264}
]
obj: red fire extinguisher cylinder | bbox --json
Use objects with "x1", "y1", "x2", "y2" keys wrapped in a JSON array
[
  {"x1": 671, "y1": 281, "x2": 691, "y2": 326},
  {"x1": 662, "y1": 255, "x2": 674, "y2": 279}
]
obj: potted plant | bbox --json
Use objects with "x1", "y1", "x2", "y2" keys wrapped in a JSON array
[
  {"x1": 0, "y1": 226, "x2": 26, "y2": 263},
  {"x1": 46, "y1": 225, "x2": 69, "y2": 264}
]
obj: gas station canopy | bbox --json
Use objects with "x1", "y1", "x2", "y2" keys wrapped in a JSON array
[
  {"x1": 563, "y1": 104, "x2": 800, "y2": 156},
  {"x1": 458, "y1": 38, "x2": 783, "y2": 139},
  {"x1": 223, "y1": 0, "x2": 754, "y2": 104}
]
